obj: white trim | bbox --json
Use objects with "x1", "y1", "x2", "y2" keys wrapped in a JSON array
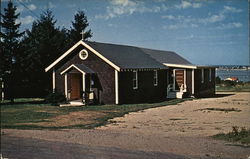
[
  {"x1": 52, "y1": 69, "x2": 56, "y2": 93},
  {"x1": 60, "y1": 64, "x2": 86, "y2": 75},
  {"x1": 79, "y1": 49, "x2": 88, "y2": 60},
  {"x1": 173, "y1": 69, "x2": 186, "y2": 91},
  {"x1": 153, "y1": 70, "x2": 158, "y2": 86},
  {"x1": 133, "y1": 70, "x2": 138, "y2": 89},
  {"x1": 115, "y1": 70, "x2": 119, "y2": 104},
  {"x1": 192, "y1": 69, "x2": 194, "y2": 95},
  {"x1": 163, "y1": 63, "x2": 197, "y2": 69},
  {"x1": 45, "y1": 40, "x2": 121, "y2": 72},
  {"x1": 82, "y1": 74, "x2": 85, "y2": 92},
  {"x1": 201, "y1": 69, "x2": 204, "y2": 83},
  {"x1": 1, "y1": 81, "x2": 4, "y2": 101},
  {"x1": 64, "y1": 73, "x2": 68, "y2": 98}
]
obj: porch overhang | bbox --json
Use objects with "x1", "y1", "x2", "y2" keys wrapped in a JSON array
[
  {"x1": 163, "y1": 63, "x2": 217, "y2": 69},
  {"x1": 60, "y1": 64, "x2": 95, "y2": 75}
]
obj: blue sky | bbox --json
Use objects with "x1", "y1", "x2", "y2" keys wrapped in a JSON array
[{"x1": 2, "y1": 0, "x2": 249, "y2": 65}]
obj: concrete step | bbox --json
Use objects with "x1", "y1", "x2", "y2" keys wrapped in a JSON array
[{"x1": 167, "y1": 92, "x2": 176, "y2": 99}]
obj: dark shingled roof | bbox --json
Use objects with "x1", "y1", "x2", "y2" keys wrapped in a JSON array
[
  {"x1": 86, "y1": 41, "x2": 192, "y2": 69},
  {"x1": 141, "y1": 48, "x2": 192, "y2": 65},
  {"x1": 74, "y1": 64, "x2": 95, "y2": 73}
]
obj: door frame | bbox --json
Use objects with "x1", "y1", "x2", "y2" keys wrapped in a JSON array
[
  {"x1": 69, "y1": 73, "x2": 82, "y2": 100},
  {"x1": 173, "y1": 69, "x2": 186, "y2": 91}
]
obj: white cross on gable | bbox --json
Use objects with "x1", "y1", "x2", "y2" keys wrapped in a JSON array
[{"x1": 80, "y1": 31, "x2": 84, "y2": 40}]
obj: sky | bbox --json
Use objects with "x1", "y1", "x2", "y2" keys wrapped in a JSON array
[{"x1": 1, "y1": 0, "x2": 249, "y2": 65}]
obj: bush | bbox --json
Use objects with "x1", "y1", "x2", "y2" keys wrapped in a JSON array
[{"x1": 45, "y1": 92, "x2": 66, "y2": 105}]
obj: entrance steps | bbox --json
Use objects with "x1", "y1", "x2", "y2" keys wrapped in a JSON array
[
  {"x1": 167, "y1": 92, "x2": 176, "y2": 98},
  {"x1": 167, "y1": 91, "x2": 184, "y2": 99},
  {"x1": 59, "y1": 99, "x2": 84, "y2": 107}
]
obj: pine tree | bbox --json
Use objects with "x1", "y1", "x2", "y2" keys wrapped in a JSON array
[
  {"x1": 0, "y1": 1, "x2": 24, "y2": 102},
  {"x1": 70, "y1": 11, "x2": 92, "y2": 43},
  {"x1": 21, "y1": 10, "x2": 68, "y2": 97}
]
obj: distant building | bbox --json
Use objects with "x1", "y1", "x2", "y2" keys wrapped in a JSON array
[
  {"x1": 225, "y1": 77, "x2": 239, "y2": 82},
  {"x1": 45, "y1": 40, "x2": 216, "y2": 105}
]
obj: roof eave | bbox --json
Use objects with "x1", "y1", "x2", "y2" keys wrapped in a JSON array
[{"x1": 45, "y1": 40, "x2": 121, "y2": 72}]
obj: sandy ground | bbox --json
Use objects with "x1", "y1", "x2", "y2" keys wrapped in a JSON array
[
  {"x1": 2, "y1": 92, "x2": 250, "y2": 159},
  {"x1": 99, "y1": 92, "x2": 250, "y2": 137}
]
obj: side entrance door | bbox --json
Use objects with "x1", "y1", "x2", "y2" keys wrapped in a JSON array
[{"x1": 174, "y1": 69, "x2": 185, "y2": 91}]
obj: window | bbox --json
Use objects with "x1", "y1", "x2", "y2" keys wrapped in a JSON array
[
  {"x1": 209, "y1": 69, "x2": 212, "y2": 82},
  {"x1": 133, "y1": 70, "x2": 138, "y2": 89},
  {"x1": 201, "y1": 69, "x2": 204, "y2": 83},
  {"x1": 153, "y1": 70, "x2": 158, "y2": 86},
  {"x1": 79, "y1": 49, "x2": 88, "y2": 60}
]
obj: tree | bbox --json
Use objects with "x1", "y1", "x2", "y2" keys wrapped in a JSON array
[
  {"x1": 70, "y1": 10, "x2": 92, "y2": 43},
  {"x1": 0, "y1": 1, "x2": 24, "y2": 102},
  {"x1": 20, "y1": 10, "x2": 68, "y2": 97}
]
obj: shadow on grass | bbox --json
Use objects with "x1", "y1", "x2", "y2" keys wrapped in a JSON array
[{"x1": 0, "y1": 100, "x2": 46, "y2": 105}]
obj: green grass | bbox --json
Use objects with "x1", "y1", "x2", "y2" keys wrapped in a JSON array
[
  {"x1": 1, "y1": 98, "x2": 189, "y2": 129},
  {"x1": 213, "y1": 126, "x2": 250, "y2": 145}
]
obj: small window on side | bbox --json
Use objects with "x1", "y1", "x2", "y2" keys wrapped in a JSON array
[
  {"x1": 153, "y1": 70, "x2": 158, "y2": 86},
  {"x1": 133, "y1": 70, "x2": 138, "y2": 89},
  {"x1": 201, "y1": 69, "x2": 204, "y2": 83},
  {"x1": 209, "y1": 69, "x2": 212, "y2": 82}
]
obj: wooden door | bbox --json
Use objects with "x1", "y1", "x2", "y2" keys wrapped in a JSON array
[
  {"x1": 70, "y1": 74, "x2": 81, "y2": 100},
  {"x1": 175, "y1": 70, "x2": 184, "y2": 90}
]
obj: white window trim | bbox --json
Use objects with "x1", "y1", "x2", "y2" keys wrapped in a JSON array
[
  {"x1": 201, "y1": 69, "x2": 204, "y2": 83},
  {"x1": 192, "y1": 69, "x2": 195, "y2": 95},
  {"x1": 52, "y1": 69, "x2": 56, "y2": 93},
  {"x1": 133, "y1": 70, "x2": 138, "y2": 89},
  {"x1": 64, "y1": 73, "x2": 68, "y2": 99},
  {"x1": 79, "y1": 49, "x2": 88, "y2": 60},
  {"x1": 153, "y1": 70, "x2": 158, "y2": 86},
  {"x1": 115, "y1": 70, "x2": 119, "y2": 104},
  {"x1": 173, "y1": 69, "x2": 186, "y2": 91}
]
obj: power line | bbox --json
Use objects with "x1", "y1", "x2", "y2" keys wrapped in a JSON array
[{"x1": 16, "y1": 0, "x2": 39, "y2": 19}]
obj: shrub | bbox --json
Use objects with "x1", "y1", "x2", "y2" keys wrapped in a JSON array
[{"x1": 45, "y1": 92, "x2": 66, "y2": 105}]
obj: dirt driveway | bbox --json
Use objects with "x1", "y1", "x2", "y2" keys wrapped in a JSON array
[
  {"x1": 2, "y1": 92, "x2": 250, "y2": 159},
  {"x1": 99, "y1": 92, "x2": 250, "y2": 137}
]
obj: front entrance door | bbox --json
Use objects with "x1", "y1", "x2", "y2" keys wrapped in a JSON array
[
  {"x1": 70, "y1": 74, "x2": 81, "y2": 100},
  {"x1": 174, "y1": 70, "x2": 185, "y2": 90}
]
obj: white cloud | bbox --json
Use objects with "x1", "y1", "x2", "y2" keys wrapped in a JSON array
[
  {"x1": 193, "y1": 3, "x2": 202, "y2": 8},
  {"x1": 28, "y1": 4, "x2": 37, "y2": 10},
  {"x1": 16, "y1": 4, "x2": 36, "y2": 13},
  {"x1": 16, "y1": 6, "x2": 24, "y2": 13},
  {"x1": 48, "y1": 2, "x2": 56, "y2": 9},
  {"x1": 96, "y1": 0, "x2": 168, "y2": 19},
  {"x1": 176, "y1": 1, "x2": 202, "y2": 9},
  {"x1": 216, "y1": 22, "x2": 243, "y2": 29},
  {"x1": 161, "y1": 15, "x2": 175, "y2": 20},
  {"x1": 201, "y1": 14, "x2": 225, "y2": 23},
  {"x1": 223, "y1": 6, "x2": 242, "y2": 13},
  {"x1": 163, "y1": 23, "x2": 198, "y2": 30},
  {"x1": 16, "y1": 16, "x2": 35, "y2": 25}
]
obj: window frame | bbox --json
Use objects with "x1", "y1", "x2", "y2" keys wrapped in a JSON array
[
  {"x1": 209, "y1": 69, "x2": 212, "y2": 82},
  {"x1": 201, "y1": 69, "x2": 204, "y2": 83},
  {"x1": 153, "y1": 70, "x2": 158, "y2": 86},
  {"x1": 132, "y1": 70, "x2": 138, "y2": 89}
]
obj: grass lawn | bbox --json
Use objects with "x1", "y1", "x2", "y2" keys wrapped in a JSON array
[
  {"x1": 213, "y1": 126, "x2": 250, "y2": 145},
  {"x1": 1, "y1": 98, "x2": 188, "y2": 129}
]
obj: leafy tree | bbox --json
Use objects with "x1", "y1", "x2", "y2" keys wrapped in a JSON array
[
  {"x1": 21, "y1": 10, "x2": 68, "y2": 97},
  {"x1": 70, "y1": 10, "x2": 92, "y2": 43},
  {"x1": 0, "y1": 1, "x2": 24, "y2": 102}
]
